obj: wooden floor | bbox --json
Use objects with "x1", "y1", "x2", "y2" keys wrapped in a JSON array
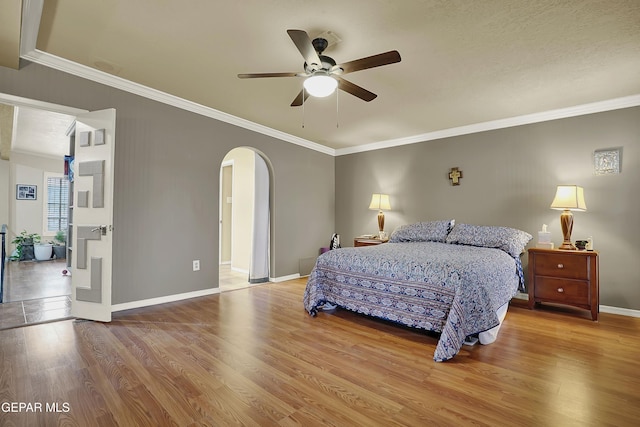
[
  {"x1": 0, "y1": 262, "x2": 250, "y2": 330},
  {"x1": 1, "y1": 278, "x2": 639, "y2": 426}
]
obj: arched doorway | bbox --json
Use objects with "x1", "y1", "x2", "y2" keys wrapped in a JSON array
[{"x1": 218, "y1": 147, "x2": 272, "y2": 292}]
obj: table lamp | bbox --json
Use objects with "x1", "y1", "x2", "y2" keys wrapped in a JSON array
[
  {"x1": 550, "y1": 185, "x2": 587, "y2": 250},
  {"x1": 369, "y1": 194, "x2": 391, "y2": 238}
]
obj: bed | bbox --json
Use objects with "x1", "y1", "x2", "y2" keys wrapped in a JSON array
[{"x1": 303, "y1": 220, "x2": 532, "y2": 361}]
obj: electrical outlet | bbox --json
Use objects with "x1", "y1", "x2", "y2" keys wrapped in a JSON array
[{"x1": 192, "y1": 260, "x2": 200, "y2": 271}]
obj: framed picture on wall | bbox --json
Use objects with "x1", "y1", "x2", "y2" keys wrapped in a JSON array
[
  {"x1": 594, "y1": 147, "x2": 621, "y2": 176},
  {"x1": 16, "y1": 184, "x2": 37, "y2": 200}
]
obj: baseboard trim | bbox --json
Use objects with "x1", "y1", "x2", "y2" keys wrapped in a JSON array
[
  {"x1": 600, "y1": 305, "x2": 640, "y2": 318},
  {"x1": 271, "y1": 273, "x2": 301, "y2": 283},
  {"x1": 110, "y1": 285, "x2": 639, "y2": 317},
  {"x1": 512, "y1": 293, "x2": 640, "y2": 318},
  {"x1": 112, "y1": 288, "x2": 220, "y2": 312},
  {"x1": 111, "y1": 274, "x2": 303, "y2": 312}
]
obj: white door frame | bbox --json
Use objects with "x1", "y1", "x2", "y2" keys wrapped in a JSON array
[
  {"x1": 218, "y1": 148, "x2": 273, "y2": 281},
  {"x1": 0, "y1": 93, "x2": 116, "y2": 322},
  {"x1": 219, "y1": 160, "x2": 234, "y2": 265}
]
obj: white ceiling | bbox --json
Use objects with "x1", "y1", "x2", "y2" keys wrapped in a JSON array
[
  {"x1": 3, "y1": 0, "x2": 640, "y2": 156},
  {"x1": 12, "y1": 106, "x2": 74, "y2": 158}
]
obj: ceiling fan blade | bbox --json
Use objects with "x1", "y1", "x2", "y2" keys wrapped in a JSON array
[
  {"x1": 337, "y1": 77, "x2": 377, "y2": 102},
  {"x1": 238, "y1": 72, "x2": 298, "y2": 79},
  {"x1": 287, "y1": 29, "x2": 322, "y2": 69},
  {"x1": 290, "y1": 89, "x2": 310, "y2": 107},
  {"x1": 338, "y1": 50, "x2": 401, "y2": 74}
]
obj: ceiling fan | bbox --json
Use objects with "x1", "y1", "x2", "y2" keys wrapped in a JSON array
[{"x1": 238, "y1": 29, "x2": 401, "y2": 107}]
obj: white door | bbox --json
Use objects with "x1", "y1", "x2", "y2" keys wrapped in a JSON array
[{"x1": 70, "y1": 109, "x2": 116, "y2": 322}]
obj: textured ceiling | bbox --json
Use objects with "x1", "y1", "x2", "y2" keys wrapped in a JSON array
[
  {"x1": 3, "y1": 0, "x2": 640, "y2": 155},
  {"x1": 11, "y1": 106, "x2": 74, "y2": 158}
]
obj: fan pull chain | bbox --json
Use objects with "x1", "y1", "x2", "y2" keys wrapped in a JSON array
[
  {"x1": 336, "y1": 88, "x2": 339, "y2": 128},
  {"x1": 302, "y1": 87, "x2": 305, "y2": 128}
]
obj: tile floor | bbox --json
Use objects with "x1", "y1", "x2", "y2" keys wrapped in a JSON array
[
  {"x1": 218, "y1": 264, "x2": 271, "y2": 292},
  {"x1": 3, "y1": 258, "x2": 71, "y2": 302},
  {"x1": 0, "y1": 295, "x2": 72, "y2": 330},
  {"x1": 1, "y1": 258, "x2": 72, "y2": 330}
]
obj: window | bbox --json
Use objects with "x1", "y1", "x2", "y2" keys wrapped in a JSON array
[{"x1": 45, "y1": 175, "x2": 69, "y2": 233}]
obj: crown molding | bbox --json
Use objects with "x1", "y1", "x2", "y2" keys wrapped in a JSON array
[
  {"x1": 19, "y1": 1, "x2": 640, "y2": 159},
  {"x1": 20, "y1": 0, "x2": 335, "y2": 156},
  {"x1": 21, "y1": 49, "x2": 336, "y2": 157},
  {"x1": 19, "y1": 0, "x2": 43, "y2": 57},
  {"x1": 21, "y1": 47, "x2": 640, "y2": 159},
  {"x1": 335, "y1": 94, "x2": 640, "y2": 156}
]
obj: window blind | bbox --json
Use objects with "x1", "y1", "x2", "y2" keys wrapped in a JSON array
[{"x1": 47, "y1": 177, "x2": 69, "y2": 232}]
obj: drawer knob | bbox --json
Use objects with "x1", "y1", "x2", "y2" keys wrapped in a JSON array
[
  {"x1": 557, "y1": 287, "x2": 564, "y2": 293},
  {"x1": 557, "y1": 263, "x2": 564, "y2": 269}
]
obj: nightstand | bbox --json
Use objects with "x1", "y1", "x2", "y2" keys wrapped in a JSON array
[
  {"x1": 354, "y1": 237, "x2": 388, "y2": 247},
  {"x1": 528, "y1": 248, "x2": 599, "y2": 320}
]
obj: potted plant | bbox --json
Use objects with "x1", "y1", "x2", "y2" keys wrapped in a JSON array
[
  {"x1": 52, "y1": 230, "x2": 67, "y2": 259},
  {"x1": 10, "y1": 230, "x2": 39, "y2": 261},
  {"x1": 34, "y1": 234, "x2": 53, "y2": 261}
]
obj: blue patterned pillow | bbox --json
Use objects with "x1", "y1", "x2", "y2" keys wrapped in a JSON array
[
  {"x1": 445, "y1": 224, "x2": 532, "y2": 257},
  {"x1": 389, "y1": 220, "x2": 455, "y2": 243}
]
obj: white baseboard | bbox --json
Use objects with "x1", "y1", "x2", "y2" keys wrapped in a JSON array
[
  {"x1": 112, "y1": 287, "x2": 220, "y2": 312},
  {"x1": 111, "y1": 274, "x2": 303, "y2": 312},
  {"x1": 512, "y1": 292, "x2": 640, "y2": 318},
  {"x1": 271, "y1": 273, "x2": 301, "y2": 283},
  {"x1": 110, "y1": 283, "x2": 640, "y2": 318},
  {"x1": 600, "y1": 305, "x2": 640, "y2": 318}
]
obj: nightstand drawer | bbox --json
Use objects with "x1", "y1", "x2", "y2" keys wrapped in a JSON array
[
  {"x1": 528, "y1": 248, "x2": 599, "y2": 320},
  {"x1": 533, "y1": 253, "x2": 590, "y2": 280},
  {"x1": 534, "y1": 277, "x2": 589, "y2": 306}
]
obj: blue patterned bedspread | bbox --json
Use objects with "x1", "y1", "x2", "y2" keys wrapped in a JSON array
[{"x1": 303, "y1": 242, "x2": 520, "y2": 361}]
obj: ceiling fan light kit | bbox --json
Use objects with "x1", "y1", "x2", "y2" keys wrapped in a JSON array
[
  {"x1": 303, "y1": 73, "x2": 338, "y2": 97},
  {"x1": 238, "y1": 29, "x2": 401, "y2": 106}
]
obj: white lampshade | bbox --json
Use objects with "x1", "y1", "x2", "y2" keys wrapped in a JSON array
[
  {"x1": 550, "y1": 185, "x2": 587, "y2": 211},
  {"x1": 303, "y1": 73, "x2": 338, "y2": 97},
  {"x1": 369, "y1": 194, "x2": 391, "y2": 211}
]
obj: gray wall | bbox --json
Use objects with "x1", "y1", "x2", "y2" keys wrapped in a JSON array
[
  {"x1": 336, "y1": 107, "x2": 640, "y2": 310},
  {"x1": 0, "y1": 61, "x2": 335, "y2": 304}
]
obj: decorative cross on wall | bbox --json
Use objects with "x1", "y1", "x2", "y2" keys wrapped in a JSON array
[{"x1": 448, "y1": 167, "x2": 463, "y2": 186}]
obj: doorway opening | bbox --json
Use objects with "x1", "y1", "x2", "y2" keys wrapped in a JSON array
[
  {"x1": 0, "y1": 94, "x2": 86, "y2": 329},
  {"x1": 218, "y1": 147, "x2": 273, "y2": 292}
]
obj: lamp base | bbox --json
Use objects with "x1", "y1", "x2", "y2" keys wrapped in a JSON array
[
  {"x1": 558, "y1": 241, "x2": 577, "y2": 250},
  {"x1": 377, "y1": 211, "x2": 385, "y2": 236},
  {"x1": 558, "y1": 209, "x2": 576, "y2": 250}
]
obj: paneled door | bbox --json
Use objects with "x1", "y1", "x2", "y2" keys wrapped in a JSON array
[{"x1": 70, "y1": 109, "x2": 116, "y2": 322}]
